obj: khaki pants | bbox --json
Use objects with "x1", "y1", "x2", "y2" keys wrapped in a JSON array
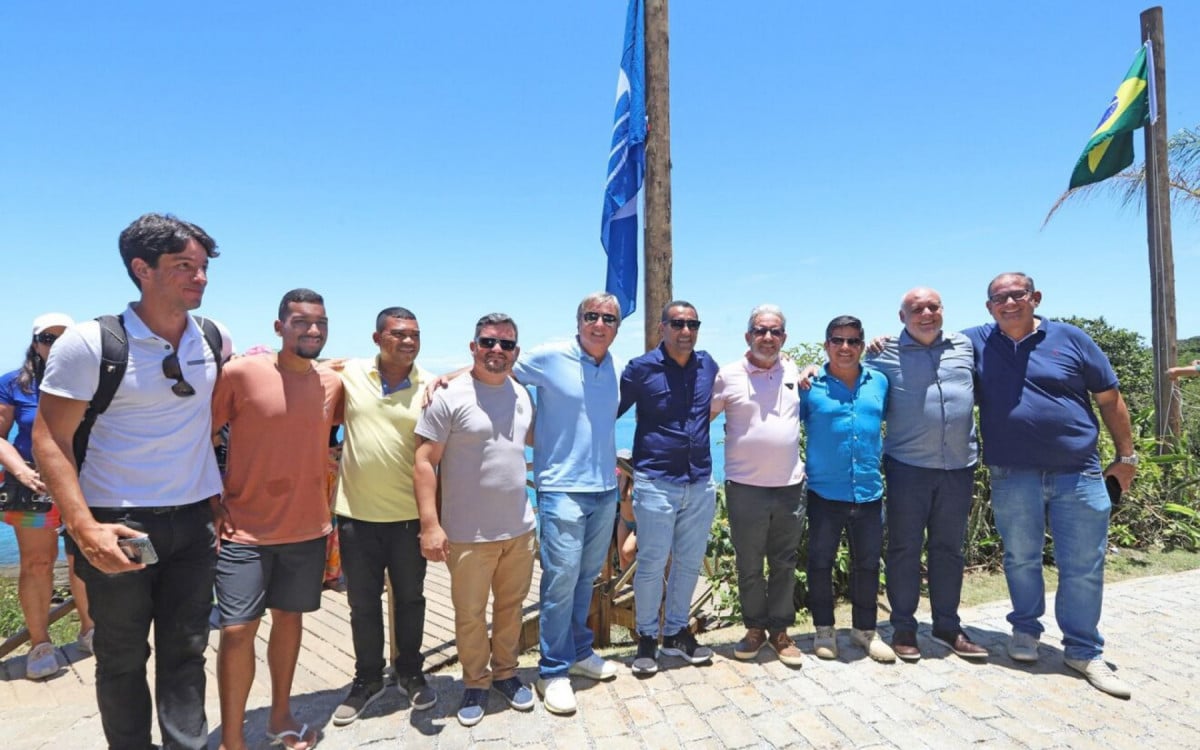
[{"x1": 447, "y1": 531, "x2": 535, "y2": 689}]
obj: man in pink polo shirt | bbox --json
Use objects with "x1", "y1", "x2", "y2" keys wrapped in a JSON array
[{"x1": 710, "y1": 304, "x2": 806, "y2": 667}]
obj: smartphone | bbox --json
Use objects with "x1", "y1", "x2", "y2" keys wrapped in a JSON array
[
  {"x1": 1105, "y1": 475, "x2": 1123, "y2": 508},
  {"x1": 118, "y1": 535, "x2": 160, "y2": 565}
]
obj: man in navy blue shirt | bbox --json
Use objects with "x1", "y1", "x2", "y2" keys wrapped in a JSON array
[
  {"x1": 618, "y1": 300, "x2": 718, "y2": 676},
  {"x1": 965, "y1": 272, "x2": 1137, "y2": 699}
]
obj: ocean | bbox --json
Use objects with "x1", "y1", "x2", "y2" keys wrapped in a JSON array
[{"x1": 0, "y1": 412, "x2": 727, "y2": 568}]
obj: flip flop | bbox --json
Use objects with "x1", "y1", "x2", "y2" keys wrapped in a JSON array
[{"x1": 266, "y1": 723, "x2": 317, "y2": 749}]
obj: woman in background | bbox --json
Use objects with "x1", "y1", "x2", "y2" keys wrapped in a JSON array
[{"x1": 1, "y1": 313, "x2": 94, "y2": 680}]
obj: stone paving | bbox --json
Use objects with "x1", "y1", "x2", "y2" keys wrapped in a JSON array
[{"x1": 4, "y1": 569, "x2": 1199, "y2": 749}]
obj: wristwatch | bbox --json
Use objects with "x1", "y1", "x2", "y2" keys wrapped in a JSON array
[{"x1": 1116, "y1": 454, "x2": 1139, "y2": 466}]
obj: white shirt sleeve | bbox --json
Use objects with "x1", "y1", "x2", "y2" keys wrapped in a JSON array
[{"x1": 39, "y1": 321, "x2": 103, "y2": 402}]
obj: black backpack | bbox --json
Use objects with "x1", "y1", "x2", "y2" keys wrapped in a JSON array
[{"x1": 71, "y1": 314, "x2": 224, "y2": 468}]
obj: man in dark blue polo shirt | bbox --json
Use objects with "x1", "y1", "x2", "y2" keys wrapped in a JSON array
[
  {"x1": 964, "y1": 272, "x2": 1137, "y2": 699},
  {"x1": 618, "y1": 300, "x2": 718, "y2": 676}
]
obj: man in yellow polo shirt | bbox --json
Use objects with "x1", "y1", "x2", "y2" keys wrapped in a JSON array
[{"x1": 331, "y1": 307, "x2": 436, "y2": 726}]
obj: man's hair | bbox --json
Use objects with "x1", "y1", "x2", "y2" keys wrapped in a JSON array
[
  {"x1": 576, "y1": 292, "x2": 621, "y2": 326},
  {"x1": 661, "y1": 299, "x2": 697, "y2": 322},
  {"x1": 118, "y1": 213, "x2": 219, "y2": 289},
  {"x1": 747, "y1": 304, "x2": 786, "y2": 333},
  {"x1": 475, "y1": 312, "x2": 518, "y2": 340},
  {"x1": 376, "y1": 306, "x2": 417, "y2": 332},
  {"x1": 278, "y1": 288, "x2": 325, "y2": 321},
  {"x1": 987, "y1": 272, "x2": 1035, "y2": 298},
  {"x1": 825, "y1": 315, "x2": 864, "y2": 341}
]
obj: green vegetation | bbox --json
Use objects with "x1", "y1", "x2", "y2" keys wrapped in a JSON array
[{"x1": 0, "y1": 579, "x2": 80, "y2": 646}]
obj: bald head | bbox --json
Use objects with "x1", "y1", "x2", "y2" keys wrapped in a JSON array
[{"x1": 898, "y1": 287, "x2": 944, "y2": 346}]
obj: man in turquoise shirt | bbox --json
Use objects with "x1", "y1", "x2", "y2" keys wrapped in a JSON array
[{"x1": 799, "y1": 315, "x2": 894, "y2": 663}]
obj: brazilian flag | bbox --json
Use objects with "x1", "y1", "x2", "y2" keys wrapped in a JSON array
[{"x1": 1069, "y1": 46, "x2": 1151, "y2": 189}]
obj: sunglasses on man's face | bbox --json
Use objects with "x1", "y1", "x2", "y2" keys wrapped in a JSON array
[
  {"x1": 827, "y1": 336, "x2": 864, "y2": 347},
  {"x1": 477, "y1": 337, "x2": 518, "y2": 352},
  {"x1": 582, "y1": 311, "x2": 619, "y2": 326},
  {"x1": 666, "y1": 319, "x2": 701, "y2": 330},
  {"x1": 987, "y1": 289, "x2": 1033, "y2": 305},
  {"x1": 161, "y1": 352, "x2": 197, "y2": 397},
  {"x1": 750, "y1": 327, "x2": 785, "y2": 338},
  {"x1": 34, "y1": 332, "x2": 59, "y2": 345}
]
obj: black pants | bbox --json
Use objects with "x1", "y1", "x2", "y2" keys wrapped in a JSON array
[
  {"x1": 337, "y1": 516, "x2": 427, "y2": 680},
  {"x1": 73, "y1": 501, "x2": 216, "y2": 750},
  {"x1": 725, "y1": 480, "x2": 806, "y2": 632},
  {"x1": 805, "y1": 491, "x2": 883, "y2": 631}
]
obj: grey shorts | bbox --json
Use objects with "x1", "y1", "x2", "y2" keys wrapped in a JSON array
[{"x1": 215, "y1": 536, "x2": 326, "y2": 626}]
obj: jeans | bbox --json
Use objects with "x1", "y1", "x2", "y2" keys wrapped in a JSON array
[
  {"x1": 631, "y1": 473, "x2": 717, "y2": 638},
  {"x1": 805, "y1": 491, "x2": 883, "y2": 631},
  {"x1": 725, "y1": 480, "x2": 806, "y2": 632},
  {"x1": 988, "y1": 466, "x2": 1110, "y2": 661},
  {"x1": 73, "y1": 501, "x2": 216, "y2": 750},
  {"x1": 536, "y1": 490, "x2": 617, "y2": 678},
  {"x1": 884, "y1": 458, "x2": 975, "y2": 634},
  {"x1": 337, "y1": 516, "x2": 427, "y2": 680}
]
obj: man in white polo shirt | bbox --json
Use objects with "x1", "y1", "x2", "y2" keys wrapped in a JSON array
[
  {"x1": 34, "y1": 213, "x2": 232, "y2": 750},
  {"x1": 710, "y1": 304, "x2": 806, "y2": 667}
]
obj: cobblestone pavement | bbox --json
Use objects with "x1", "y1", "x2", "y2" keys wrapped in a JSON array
[{"x1": 4, "y1": 569, "x2": 1198, "y2": 749}]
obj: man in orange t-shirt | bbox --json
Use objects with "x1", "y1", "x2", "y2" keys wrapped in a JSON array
[{"x1": 211, "y1": 288, "x2": 344, "y2": 750}]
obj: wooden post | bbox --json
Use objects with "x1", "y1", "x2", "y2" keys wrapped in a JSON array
[
  {"x1": 643, "y1": 0, "x2": 673, "y2": 351},
  {"x1": 1140, "y1": 6, "x2": 1181, "y2": 449}
]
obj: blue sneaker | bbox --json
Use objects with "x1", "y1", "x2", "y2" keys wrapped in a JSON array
[
  {"x1": 492, "y1": 677, "x2": 534, "y2": 710},
  {"x1": 456, "y1": 687, "x2": 488, "y2": 727}
]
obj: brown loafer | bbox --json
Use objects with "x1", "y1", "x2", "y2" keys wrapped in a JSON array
[
  {"x1": 891, "y1": 630, "x2": 921, "y2": 662},
  {"x1": 932, "y1": 630, "x2": 988, "y2": 660}
]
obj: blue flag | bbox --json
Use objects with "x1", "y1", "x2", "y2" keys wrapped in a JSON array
[{"x1": 601, "y1": 0, "x2": 645, "y2": 319}]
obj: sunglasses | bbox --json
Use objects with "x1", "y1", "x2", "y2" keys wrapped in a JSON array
[
  {"x1": 477, "y1": 337, "x2": 518, "y2": 351},
  {"x1": 582, "y1": 311, "x2": 619, "y2": 326},
  {"x1": 666, "y1": 319, "x2": 701, "y2": 330},
  {"x1": 828, "y1": 336, "x2": 864, "y2": 347},
  {"x1": 34, "y1": 332, "x2": 59, "y2": 345},
  {"x1": 908, "y1": 303, "x2": 942, "y2": 314},
  {"x1": 988, "y1": 289, "x2": 1033, "y2": 305},
  {"x1": 161, "y1": 352, "x2": 196, "y2": 397},
  {"x1": 750, "y1": 327, "x2": 785, "y2": 338}
]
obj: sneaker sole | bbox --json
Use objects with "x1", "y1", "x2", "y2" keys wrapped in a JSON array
[
  {"x1": 631, "y1": 658, "x2": 659, "y2": 675},
  {"x1": 733, "y1": 646, "x2": 763, "y2": 661},
  {"x1": 397, "y1": 683, "x2": 437, "y2": 711},
  {"x1": 894, "y1": 649, "x2": 922, "y2": 663},
  {"x1": 660, "y1": 646, "x2": 712, "y2": 665},
  {"x1": 331, "y1": 687, "x2": 387, "y2": 726},
  {"x1": 457, "y1": 711, "x2": 484, "y2": 727}
]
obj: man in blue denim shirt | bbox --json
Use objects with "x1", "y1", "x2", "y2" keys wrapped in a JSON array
[
  {"x1": 964, "y1": 272, "x2": 1137, "y2": 699},
  {"x1": 800, "y1": 315, "x2": 895, "y2": 663},
  {"x1": 618, "y1": 300, "x2": 718, "y2": 676},
  {"x1": 866, "y1": 288, "x2": 987, "y2": 662}
]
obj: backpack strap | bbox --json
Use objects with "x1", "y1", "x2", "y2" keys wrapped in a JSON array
[
  {"x1": 192, "y1": 315, "x2": 225, "y2": 376},
  {"x1": 73, "y1": 314, "x2": 129, "y2": 468}
]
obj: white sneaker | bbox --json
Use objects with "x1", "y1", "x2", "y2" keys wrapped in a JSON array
[
  {"x1": 850, "y1": 628, "x2": 897, "y2": 663},
  {"x1": 568, "y1": 653, "x2": 619, "y2": 681},
  {"x1": 1065, "y1": 657, "x2": 1132, "y2": 699},
  {"x1": 25, "y1": 642, "x2": 60, "y2": 680},
  {"x1": 1007, "y1": 631, "x2": 1040, "y2": 663},
  {"x1": 77, "y1": 628, "x2": 95, "y2": 655},
  {"x1": 535, "y1": 677, "x2": 577, "y2": 715},
  {"x1": 813, "y1": 626, "x2": 839, "y2": 660}
]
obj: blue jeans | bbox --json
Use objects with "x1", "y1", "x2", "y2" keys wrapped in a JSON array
[
  {"x1": 806, "y1": 491, "x2": 883, "y2": 631},
  {"x1": 884, "y1": 458, "x2": 975, "y2": 634},
  {"x1": 73, "y1": 501, "x2": 216, "y2": 750},
  {"x1": 536, "y1": 490, "x2": 617, "y2": 678},
  {"x1": 989, "y1": 466, "x2": 1110, "y2": 661},
  {"x1": 338, "y1": 517, "x2": 427, "y2": 680},
  {"x1": 632, "y1": 474, "x2": 717, "y2": 637}
]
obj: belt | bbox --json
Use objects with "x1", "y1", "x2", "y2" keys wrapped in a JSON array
[{"x1": 93, "y1": 498, "x2": 212, "y2": 516}]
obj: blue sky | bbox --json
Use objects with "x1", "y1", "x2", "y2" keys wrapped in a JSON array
[{"x1": 2, "y1": 1, "x2": 1198, "y2": 375}]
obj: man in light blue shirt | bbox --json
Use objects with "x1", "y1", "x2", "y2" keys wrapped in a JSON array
[
  {"x1": 513, "y1": 292, "x2": 622, "y2": 716},
  {"x1": 799, "y1": 315, "x2": 895, "y2": 663},
  {"x1": 866, "y1": 287, "x2": 987, "y2": 663}
]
